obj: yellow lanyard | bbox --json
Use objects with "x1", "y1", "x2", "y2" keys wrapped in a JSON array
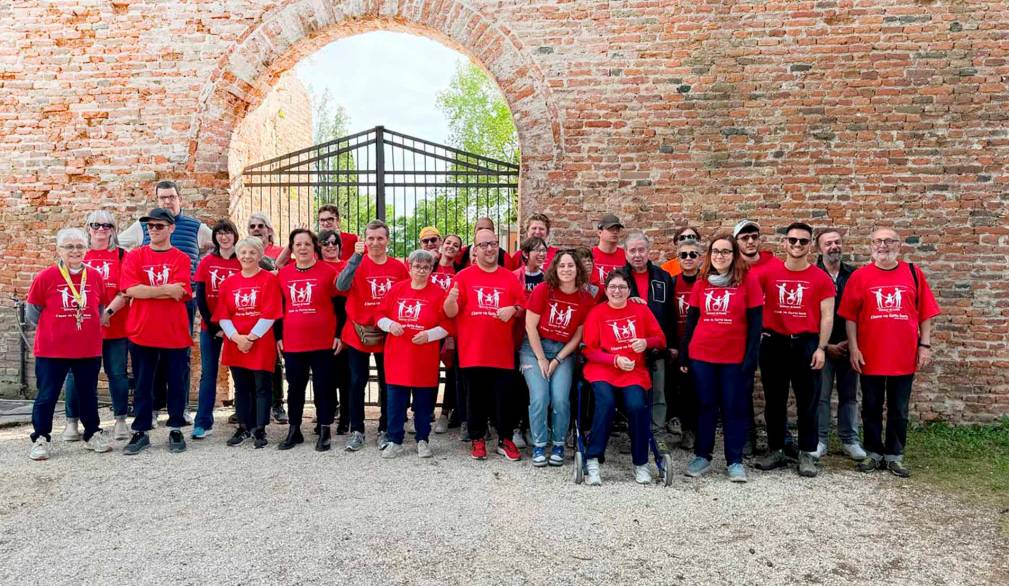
[{"x1": 57, "y1": 261, "x2": 87, "y2": 307}]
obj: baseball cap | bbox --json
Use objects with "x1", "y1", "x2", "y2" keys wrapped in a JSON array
[
  {"x1": 419, "y1": 226, "x2": 441, "y2": 240},
  {"x1": 597, "y1": 213, "x2": 623, "y2": 230},
  {"x1": 139, "y1": 208, "x2": 176, "y2": 225},
  {"x1": 732, "y1": 219, "x2": 760, "y2": 238}
]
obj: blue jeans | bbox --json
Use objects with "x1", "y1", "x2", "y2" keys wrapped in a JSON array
[
  {"x1": 585, "y1": 381, "x2": 650, "y2": 466},
  {"x1": 153, "y1": 298, "x2": 196, "y2": 411},
  {"x1": 34, "y1": 357, "x2": 102, "y2": 442},
  {"x1": 347, "y1": 347, "x2": 387, "y2": 433},
  {"x1": 691, "y1": 360, "x2": 748, "y2": 465},
  {"x1": 387, "y1": 385, "x2": 436, "y2": 444},
  {"x1": 132, "y1": 345, "x2": 189, "y2": 432},
  {"x1": 519, "y1": 338, "x2": 573, "y2": 447},
  {"x1": 65, "y1": 338, "x2": 130, "y2": 418},
  {"x1": 194, "y1": 329, "x2": 224, "y2": 429},
  {"x1": 818, "y1": 355, "x2": 859, "y2": 444}
]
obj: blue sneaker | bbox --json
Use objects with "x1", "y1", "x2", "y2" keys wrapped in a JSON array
[
  {"x1": 548, "y1": 445, "x2": 564, "y2": 466},
  {"x1": 727, "y1": 463, "x2": 748, "y2": 483},
  {"x1": 532, "y1": 446, "x2": 547, "y2": 467},
  {"x1": 685, "y1": 456, "x2": 712, "y2": 477},
  {"x1": 191, "y1": 426, "x2": 212, "y2": 440}
]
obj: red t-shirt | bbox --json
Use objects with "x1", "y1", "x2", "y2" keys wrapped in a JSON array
[
  {"x1": 194, "y1": 253, "x2": 241, "y2": 331},
  {"x1": 453, "y1": 265, "x2": 526, "y2": 369},
  {"x1": 631, "y1": 269, "x2": 650, "y2": 301},
  {"x1": 121, "y1": 246, "x2": 193, "y2": 349},
  {"x1": 323, "y1": 259, "x2": 348, "y2": 297},
  {"x1": 591, "y1": 246, "x2": 627, "y2": 284},
  {"x1": 525, "y1": 283, "x2": 595, "y2": 343},
  {"x1": 342, "y1": 255, "x2": 410, "y2": 352},
  {"x1": 28, "y1": 265, "x2": 105, "y2": 358},
  {"x1": 581, "y1": 302, "x2": 665, "y2": 389},
  {"x1": 378, "y1": 281, "x2": 450, "y2": 387},
  {"x1": 214, "y1": 270, "x2": 283, "y2": 371},
  {"x1": 759, "y1": 263, "x2": 836, "y2": 335},
  {"x1": 687, "y1": 273, "x2": 763, "y2": 364},
  {"x1": 278, "y1": 262, "x2": 338, "y2": 352},
  {"x1": 674, "y1": 274, "x2": 697, "y2": 339},
  {"x1": 264, "y1": 244, "x2": 284, "y2": 260},
  {"x1": 746, "y1": 251, "x2": 782, "y2": 288},
  {"x1": 838, "y1": 262, "x2": 941, "y2": 376},
  {"x1": 431, "y1": 264, "x2": 457, "y2": 292},
  {"x1": 83, "y1": 248, "x2": 129, "y2": 339},
  {"x1": 339, "y1": 232, "x2": 358, "y2": 261}
]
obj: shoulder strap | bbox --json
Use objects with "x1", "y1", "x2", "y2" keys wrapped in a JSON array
[
  {"x1": 118, "y1": 247, "x2": 125, "y2": 261},
  {"x1": 908, "y1": 262, "x2": 918, "y2": 297}
]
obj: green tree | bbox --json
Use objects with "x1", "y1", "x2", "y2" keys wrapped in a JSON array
[
  {"x1": 312, "y1": 89, "x2": 375, "y2": 236},
  {"x1": 436, "y1": 62, "x2": 520, "y2": 165}
]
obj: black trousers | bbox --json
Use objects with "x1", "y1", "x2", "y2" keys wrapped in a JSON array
[
  {"x1": 230, "y1": 366, "x2": 271, "y2": 433},
  {"x1": 284, "y1": 349, "x2": 336, "y2": 427},
  {"x1": 860, "y1": 374, "x2": 914, "y2": 458},
  {"x1": 759, "y1": 333, "x2": 821, "y2": 453},
  {"x1": 335, "y1": 350, "x2": 350, "y2": 429},
  {"x1": 463, "y1": 367, "x2": 515, "y2": 441},
  {"x1": 667, "y1": 364, "x2": 697, "y2": 433}
]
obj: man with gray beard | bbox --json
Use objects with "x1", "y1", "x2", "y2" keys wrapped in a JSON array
[{"x1": 813, "y1": 229, "x2": 866, "y2": 460}]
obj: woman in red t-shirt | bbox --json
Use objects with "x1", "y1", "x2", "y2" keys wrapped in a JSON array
[
  {"x1": 319, "y1": 229, "x2": 351, "y2": 435},
  {"x1": 580, "y1": 270, "x2": 666, "y2": 486},
  {"x1": 433, "y1": 234, "x2": 463, "y2": 432},
  {"x1": 376, "y1": 249, "x2": 450, "y2": 458},
  {"x1": 521, "y1": 251, "x2": 594, "y2": 467},
  {"x1": 26, "y1": 228, "x2": 110, "y2": 460},
  {"x1": 678, "y1": 231, "x2": 763, "y2": 483},
  {"x1": 63, "y1": 210, "x2": 132, "y2": 442},
  {"x1": 277, "y1": 229, "x2": 340, "y2": 452},
  {"x1": 214, "y1": 237, "x2": 283, "y2": 448}
]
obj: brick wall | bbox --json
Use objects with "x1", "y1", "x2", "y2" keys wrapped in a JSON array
[{"x1": 1, "y1": 1, "x2": 1006, "y2": 422}]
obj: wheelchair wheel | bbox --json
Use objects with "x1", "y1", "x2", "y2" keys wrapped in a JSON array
[
  {"x1": 662, "y1": 453, "x2": 674, "y2": 487},
  {"x1": 573, "y1": 451, "x2": 584, "y2": 484}
]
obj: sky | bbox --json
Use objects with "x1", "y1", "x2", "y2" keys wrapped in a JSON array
[{"x1": 294, "y1": 31, "x2": 468, "y2": 144}]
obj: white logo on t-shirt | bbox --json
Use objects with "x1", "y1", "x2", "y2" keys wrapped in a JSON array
[
  {"x1": 871, "y1": 286, "x2": 908, "y2": 313},
  {"x1": 609, "y1": 318, "x2": 638, "y2": 342},
  {"x1": 233, "y1": 287, "x2": 259, "y2": 309},
  {"x1": 144, "y1": 265, "x2": 171, "y2": 286},
  {"x1": 58, "y1": 285, "x2": 88, "y2": 310},
  {"x1": 84, "y1": 260, "x2": 110, "y2": 281},
  {"x1": 677, "y1": 293, "x2": 689, "y2": 316},
  {"x1": 431, "y1": 273, "x2": 453, "y2": 291},
  {"x1": 397, "y1": 299, "x2": 423, "y2": 322},
  {"x1": 776, "y1": 281, "x2": 809, "y2": 308},
  {"x1": 209, "y1": 268, "x2": 234, "y2": 292},
  {"x1": 475, "y1": 287, "x2": 503, "y2": 310},
  {"x1": 547, "y1": 302, "x2": 574, "y2": 329},
  {"x1": 704, "y1": 290, "x2": 734, "y2": 314},
  {"x1": 287, "y1": 280, "x2": 316, "y2": 307},
  {"x1": 367, "y1": 277, "x2": 394, "y2": 300}
]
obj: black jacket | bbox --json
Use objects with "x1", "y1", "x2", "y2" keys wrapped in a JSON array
[
  {"x1": 624, "y1": 261, "x2": 678, "y2": 351},
  {"x1": 816, "y1": 256, "x2": 855, "y2": 344}
]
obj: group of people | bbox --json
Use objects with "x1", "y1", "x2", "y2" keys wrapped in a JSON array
[{"x1": 25, "y1": 181, "x2": 940, "y2": 485}]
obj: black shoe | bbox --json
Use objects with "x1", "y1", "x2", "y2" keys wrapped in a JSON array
[
  {"x1": 227, "y1": 428, "x2": 250, "y2": 447},
  {"x1": 272, "y1": 405, "x2": 289, "y2": 424},
  {"x1": 168, "y1": 430, "x2": 186, "y2": 453},
  {"x1": 254, "y1": 430, "x2": 268, "y2": 449},
  {"x1": 123, "y1": 432, "x2": 150, "y2": 456},
  {"x1": 315, "y1": 426, "x2": 332, "y2": 452},
  {"x1": 755, "y1": 449, "x2": 790, "y2": 471},
  {"x1": 335, "y1": 424, "x2": 348, "y2": 436},
  {"x1": 887, "y1": 460, "x2": 911, "y2": 478},
  {"x1": 783, "y1": 442, "x2": 800, "y2": 460},
  {"x1": 278, "y1": 426, "x2": 304, "y2": 450},
  {"x1": 228, "y1": 412, "x2": 239, "y2": 425},
  {"x1": 857, "y1": 457, "x2": 883, "y2": 473}
]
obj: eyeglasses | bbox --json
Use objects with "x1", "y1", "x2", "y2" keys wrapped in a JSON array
[
  {"x1": 147, "y1": 223, "x2": 169, "y2": 231},
  {"x1": 678, "y1": 251, "x2": 699, "y2": 260},
  {"x1": 530, "y1": 248, "x2": 548, "y2": 254},
  {"x1": 60, "y1": 244, "x2": 87, "y2": 251},
  {"x1": 89, "y1": 222, "x2": 114, "y2": 230},
  {"x1": 606, "y1": 284, "x2": 629, "y2": 291},
  {"x1": 411, "y1": 264, "x2": 433, "y2": 272},
  {"x1": 421, "y1": 237, "x2": 440, "y2": 245},
  {"x1": 737, "y1": 234, "x2": 760, "y2": 242},
  {"x1": 321, "y1": 240, "x2": 339, "y2": 247},
  {"x1": 676, "y1": 234, "x2": 698, "y2": 242},
  {"x1": 786, "y1": 237, "x2": 811, "y2": 246},
  {"x1": 711, "y1": 248, "x2": 733, "y2": 257},
  {"x1": 318, "y1": 216, "x2": 337, "y2": 223},
  {"x1": 871, "y1": 238, "x2": 900, "y2": 247},
  {"x1": 474, "y1": 241, "x2": 499, "y2": 249},
  {"x1": 249, "y1": 223, "x2": 266, "y2": 229}
]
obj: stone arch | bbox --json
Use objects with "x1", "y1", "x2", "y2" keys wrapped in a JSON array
[{"x1": 188, "y1": 0, "x2": 562, "y2": 217}]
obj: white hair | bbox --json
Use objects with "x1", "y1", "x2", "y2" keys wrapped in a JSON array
[
  {"x1": 235, "y1": 236, "x2": 265, "y2": 256},
  {"x1": 56, "y1": 228, "x2": 88, "y2": 248},
  {"x1": 407, "y1": 249, "x2": 435, "y2": 267},
  {"x1": 624, "y1": 230, "x2": 651, "y2": 248}
]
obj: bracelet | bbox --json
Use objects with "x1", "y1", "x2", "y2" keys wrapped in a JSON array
[{"x1": 918, "y1": 342, "x2": 931, "y2": 349}]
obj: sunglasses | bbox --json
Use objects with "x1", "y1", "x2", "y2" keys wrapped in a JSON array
[
  {"x1": 147, "y1": 223, "x2": 170, "y2": 231},
  {"x1": 249, "y1": 223, "x2": 266, "y2": 229},
  {"x1": 678, "y1": 251, "x2": 699, "y2": 260},
  {"x1": 737, "y1": 233, "x2": 760, "y2": 242},
  {"x1": 321, "y1": 240, "x2": 340, "y2": 247},
  {"x1": 89, "y1": 222, "x2": 115, "y2": 230},
  {"x1": 676, "y1": 234, "x2": 698, "y2": 242},
  {"x1": 421, "y1": 237, "x2": 440, "y2": 245},
  {"x1": 786, "y1": 237, "x2": 811, "y2": 246}
]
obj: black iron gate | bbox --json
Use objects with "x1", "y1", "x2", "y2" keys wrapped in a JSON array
[{"x1": 240, "y1": 126, "x2": 520, "y2": 257}]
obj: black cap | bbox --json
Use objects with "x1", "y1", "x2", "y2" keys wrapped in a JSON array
[
  {"x1": 139, "y1": 208, "x2": 176, "y2": 225},
  {"x1": 597, "y1": 213, "x2": 623, "y2": 230}
]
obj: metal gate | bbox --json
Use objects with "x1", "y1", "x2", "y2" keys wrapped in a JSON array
[
  {"x1": 237, "y1": 126, "x2": 520, "y2": 407},
  {"x1": 238, "y1": 126, "x2": 520, "y2": 257}
]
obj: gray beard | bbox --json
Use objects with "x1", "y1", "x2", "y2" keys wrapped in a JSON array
[{"x1": 823, "y1": 251, "x2": 841, "y2": 264}]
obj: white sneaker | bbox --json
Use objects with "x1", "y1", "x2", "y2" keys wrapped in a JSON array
[
  {"x1": 433, "y1": 415, "x2": 449, "y2": 434},
  {"x1": 61, "y1": 418, "x2": 81, "y2": 442},
  {"x1": 113, "y1": 418, "x2": 130, "y2": 440},
  {"x1": 381, "y1": 443, "x2": 404, "y2": 459},
  {"x1": 586, "y1": 458, "x2": 602, "y2": 486},
  {"x1": 842, "y1": 442, "x2": 868, "y2": 460},
  {"x1": 512, "y1": 429, "x2": 527, "y2": 449},
  {"x1": 405, "y1": 417, "x2": 415, "y2": 434},
  {"x1": 30, "y1": 437, "x2": 50, "y2": 461},
  {"x1": 812, "y1": 441, "x2": 828, "y2": 458},
  {"x1": 417, "y1": 440, "x2": 433, "y2": 458},
  {"x1": 377, "y1": 431, "x2": 390, "y2": 450},
  {"x1": 183, "y1": 410, "x2": 194, "y2": 425},
  {"x1": 634, "y1": 464, "x2": 653, "y2": 485},
  {"x1": 151, "y1": 411, "x2": 159, "y2": 429},
  {"x1": 85, "y1": 431, "x2": 111, "y2": 453}
]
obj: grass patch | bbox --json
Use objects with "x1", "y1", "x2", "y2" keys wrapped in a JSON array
[{"x1": 905, "y1": 418, "x2": 1009, "y2": 535}]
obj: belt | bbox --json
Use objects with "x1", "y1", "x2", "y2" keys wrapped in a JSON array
[{"x1": 762, "y1": 330, "x2": 818, "y2": 340}]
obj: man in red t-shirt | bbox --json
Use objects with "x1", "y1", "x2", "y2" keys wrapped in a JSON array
[
  {"x1": 591, "y1": 213, "x2": 626, "y2": 284},
  {"x1": 444, "y1": 227, "x2": 526, "y2": 462},
  {"x1": 754, "y1": 222, "x2": 837, "y2": 478},
  {"x1": 120, "y1": 208, "x2": 194, "y2": 455},
  {"x1": 839, "y1": 228, "x2": 940, "y2": 478},
  {"x1": 457, "y1": 217, "x2": 519, "y2": 271},
  {"x1": 510, "y1": 213, "x2": 559, "y2": 268}
]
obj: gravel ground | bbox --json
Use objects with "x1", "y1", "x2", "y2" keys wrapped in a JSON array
[{"x1": 0, "y1": 411, "x2": 1006, "y2": 586}]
